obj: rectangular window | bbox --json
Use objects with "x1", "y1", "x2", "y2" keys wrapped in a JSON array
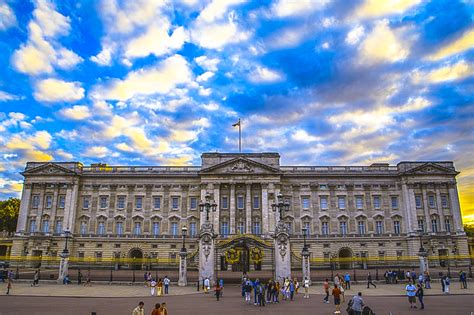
[
  {"x1": 378, "y1": 251, "x2": 385, "y2": 262},
  {"x1": 431, "y1": 219, "x2": 438, "y2": 233},
  {"x1": 302, "y1": 196, "x2": 310, "y2": 210},
  {"x1": 287, "y1": 222, "x2": 293, "y2": 234},
  {"x1": 391, "y1": 196, "x2": 398, "y2": 209},
  {"x1": 83, "y1": 196, "x2": 90, "y2": 209},
  {"x1": 97, "y1": 222, "x2": 105, "y2": 235},
  {"x1": 417, "y1": 218, "x2": 424, "y2": 232},
  {"x1": 320, "y1": 196, "x2": 328, "y2": 210},
  {"x1": 55, "y1": 220, "x2": 62, "y2": 234},
  {"x1": 152, "y1": 222, "x2": 160, "y2": 236},
  {"x1": 116, "y1": 222, "x2": 123, "y2": 235},
  {"x1": 220, "y1": 222, "x2": 229, "y2": 236},
  {"x1": 376, "y1": 220, "x2": 383, "y2": 234},
  {"x1": 415, "y1": 195, "x2": 422, "y2": 208},
  {"x1": 221, "y1": 196, "x2": 228, "y2": 209},
  {"x1": 153, "y1": 197, "x2": 161, "y2": 209},
  {"x1": 338, "y1": 196, "x2": 346, "y2": 210},
  {"x1": 117, "y1": 196, "x2": 125, "y2": 209},
  {"x1": 45, "y1": 195, "x2": 53, "y2": 208},
  {"x1": 58, "y1": 195, "x2": 65, "y2": 209},
  {"x1": 171, "y1": 222, "x2": 178, "y2": 236},
  {"x1": 303, "y1": 222, "x2": 310, "y2": 235},
  {"x1": 135, "y1": 196, "x2": 143, "y2": 209},
  {"x1": 172, "y1": 197, "x2": 179, "y2": 210},
  {"x1": 358, "y1": 221, "x2": 366, "y2": 235},
  {"x1": 29, "y1": 219, "x2": 36, "y2": 233},
  {"x1": 42, "y1": 219, "x2": 49, "y2": 233},
  {"x1": 253, "y1": 222, "x2": 261, "y2": 235},
  {"x1": 340, "y1": 222, "x2": 347, "y2": 235},
  {"x1": 428, "y1": 195, "x2": 435, "y2": 208},
  {"x1": 190, "y1": 197, "x2": 197, "y2": 210},
  {"x1": 32, "y1": 195, "x2": 40, "y2": 208},
  {"x1": 237, "y1": 195, "x2": 244, "y2": 209},
  {"x1": 237, "y1": 221, "x2": 245, "y2": 234},
  {"x1": 441, "y1": 195, "x2": 448, "y2": 208},
  {"x1": 189, "y1": 222, "x2": 197, "y2": 236},
  {"x1": 253, "y1": 196, "x2": 260, "y2": 209},
  {"x1": 99, "y1": 196, "x2": 108, "y2": 209},
  {"x1": 393, "y1": 221, "x2": 401, "y2": 234},
  {"x1": 95, "y1": 252, "x2": 102, "y2": 261},
  {"x1": 373, "y1": 196, "x2": 381, "y2": 209},
  {"x1": 445, "y1": 218, "x2": 451, "y2": 232},
  {"x1": 356, "y1": 196, "x2": 363, "y2": 209},
  {"x1": 321, "y1": 222, "x2": 329, "y2": 235},
  {"x1": 80, "y1": 222, "x2": 87, "y2": 235},
  {"x1": 134, "y1": 222, "x2": 142, "y2": 235}
]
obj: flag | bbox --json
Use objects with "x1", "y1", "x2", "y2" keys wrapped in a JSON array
[{"x1": 232, "y1": 119, "x2": 240, "y2": 127}]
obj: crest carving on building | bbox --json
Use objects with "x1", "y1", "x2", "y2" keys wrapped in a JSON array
[{"x1": 228, "y1": 161, "x2": 254, "y2": 173}]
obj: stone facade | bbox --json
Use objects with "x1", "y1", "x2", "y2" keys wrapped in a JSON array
[{"x1": 12, "y1": 153, "x2": 469, "y2": 270}]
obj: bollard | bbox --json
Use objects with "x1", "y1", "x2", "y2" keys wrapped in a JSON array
[
  {"x1": 109, "y1": 269, "x2": 113, "y2": 283},
  {"x1": 353, "y1": 268, "x2": 357, "y2": 282},
  {"x1": 376, "y1": 268, "x2": 379, "y2": 281},
  {"x1": 197, "y1": 280, "x2": 200, "y2": 291}
]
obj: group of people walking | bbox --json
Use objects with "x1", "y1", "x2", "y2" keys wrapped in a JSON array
[
  {"x1": 145, "y1": 274, "x2": 171, "y2": 296},
  {"x1": 132, "y1": 301, "x2": 168, "y2": 315}
]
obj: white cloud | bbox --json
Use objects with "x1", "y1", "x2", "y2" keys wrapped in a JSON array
[
  {"x1": 270, "y1": 0, "x2": 330, "y2": 18},
  {"x1": 56, "y1": 149, "x2": 73, "y2": 160},
  {"x1": 202, "y1": 102, "x2": 219, "y2": 111},
  {"x1": 354, "y1": 0, "x2": 421, "y2": 19},
  {"x1": 195, "y1": 56, "x2": 220, "y2": 71},
  {"x1": 197, "y1": 71, "x2": 215, "y2": 82},
  {"x1": 84, "y1": 146, "x2": 110, "y2": 158},
  {"x1": 266, "y1": 26, "x2": 309, "y2": 49},
  {"x1": 321, "y1": 42, "x2": 330, "y2": 49},
  {"x1": 34, "y1": 79, "x2": 85, "y2": 102},
  {"x1": 412, "y1": 60, "x2": 474, "y2": 84},
  {"x1": 427, "y1": 29, "x2": 474, "y2": 61},
  {"x1": 92, "y1": 54, "x2": 192, "y2": 101},
  {"x1": 0, "y1": 2, "x2": 16, "y2": 30},
  {"x1": 291, "y1": 129, "x2": 320, "y2": 142},
  {"x1": 248, "y1": 66, "x2": 284, "y2": 84},
  {"x1": 0, "y1": 91, "x2": 23, "y2": 101},
  {"x1": 6, "y1": 130, "x2": 52, "y2": 150},
  {"x1": 90, "y1": 46, "x2": 113, "y2": 66},
  {"x1": 191, "y1": 17, "x2": 250, "y2": 49},
  {"x1": 58, "y1": 105, "x2": 91, "y2": 120},
  {"x1": 197, "y1": 0, "x2": 245, "y2": 23},
  {"x1": 345, "y1": 25, "x2": 365, "y2": 45}
]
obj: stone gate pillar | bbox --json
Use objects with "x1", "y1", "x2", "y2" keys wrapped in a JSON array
[
  {"x1": 199, "y1": 221, "x2": 215, "y2": 284},
  {"x1": 178, "y1": 250, "x2": 187, "y2": 286},
  {"x1": 274, "y1": 221, "x2": 291, "y2": 282},
  {"x1": 57, "y1": 252, "x2": 69, "y2": 284},
  {"x1": 302, "y1": 248, "x2": 311, "y2": 284}
]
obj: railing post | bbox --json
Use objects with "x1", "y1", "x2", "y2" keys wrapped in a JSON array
[
  {"x1": 133, "y1": 268, "x2": 135, "y2": 283},
  {"x1": 376, "y1": 267, "x2": 379, "y2": 281}
]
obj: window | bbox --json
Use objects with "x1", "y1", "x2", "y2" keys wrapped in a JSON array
[
  {"x1": 358, "y1": 221, "x2": 366, "y2": 235},
  {"x1": 100, "y1": 196, "x2": 108, "y2": 209},
  {"x1": 303, "y1": 222, "x2": 310, "y2": 235},
  {"x1": 393, "y1": 221, "x2": 401, "y2": 234},
  {"x1": 428, "y1": 195, "x2": 435, "y2": 208},
  {"x1": 253, "y1": 222, "x2": 261, "y2": 234},
  {"x1": 355, "y1": 196, "x2": 363, "y2": 209},
  {"x1": 376, "y1": 220, "x2": 384, "y2": 234},
  {"x1": 189, "y1": 222, "x2": 197, "y2": 236},
  {"x1": 116, "y1": 222, "x2": 123, "y2": 235},
  {"x1": 117, "y1": 196, "x2": 125, "y2": 209},
  {"x1": 237, "y1": 195, "x2": 244, "y2": 209},
  {"x1": 378, "y1": 251, "x2": 385, "y2": 262},
  {"x1": 445, "y1": 218, "x2": 451, "y2": 232},
  {"x1": 154, "y1": 197, "x2": 161, "y2": 209},
  {"x1": 417, "y1": 218, "x2": 425, "y2": 232},
  {"x1": 95, "y1": 252, "x2": 103, "y2": 261},
  {"x1": 134, "y1": 222, "x2": 142, "y2": 235},
  {"x1": 340, "y1": 221, "x2": 347, "y2": 235},
  {"x1": 302, "y1": 196, "x2": 310, "y2": 210},
  {"x1": 391, "y1": 196, "x2": 398, "y2": 209},
  {"x1": 221, "y1": 196, "x2": 228, "y2": 209},
  {"x1": 237, "y1": 221, "x2": 245, "y2": 234},
  {"x1": 45, "y1": 195, "x2": 53, "y2": 208},
  {"x1": 220, "y1": 222, "x2": 229, "y2": 236},
  {"x1": 338, "y1": 196, "x2": 346, "y2": 210},
  {"x1": 431, "y1": 218, "x2": 438, "y2": 233},
  {"x1": 171, "y1": 222, "x2": 178, "y2": 236},
  {"x1": 135, "y1": 196, "x2": 143, "y2": 209},
  {"x1": 415, "y1": 195, "x2": 422, "y2": 208},
  {"x1": 58, "y1": 195, "x2": 65, "y2": 209},
  {"x1": 55, "y1": 220, "x2": 62, "y2": 234},
  {"x1": 441, "y1": 195, "x2": 448, "y2": 208},
  {"x1": 287, "y1": 221, "x2": 293, "y2": 234},
  {"x1": 83, "y1": 196, "x2": 90, "y2": 209},
  {"x1": 42, "y1": 219, "x2": 49, "y2": 233},
  {"x1": 152, "y1": 222, "x2": 160, "y2": 236},
  {"x1": 32, "y1": 195, "x2": 40, "y2": 208},
  {"x1": 321, "y1": 222, "x2": 329, "y2": 235},
  {"x1": 190, "y1": 197, "x2": 197, "y2": 210},
  {"x1": 320, "y1": 196, "x2": 328, "y2": 210},
  {"x1": 97, "y1": 222, "x2": 105, "y2": 235},
  {"x1": 253, "y1": 196, "x2": 260, "y2": 209},
  {"x1": 172, "y1": 197, "x2": 179, "y2": 210},
  {"x1": 373, "y1": 196, "x2": 381, "y2": 209},
  {"x1": 29, "y1": 219, "x2": 36, "y2": 233},
  {"x1": 80, "y1": 222, "x2": 87, "y2": 235}
]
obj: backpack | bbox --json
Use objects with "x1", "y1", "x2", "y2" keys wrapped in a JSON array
[{"x1": 362, "y1": 306, "x2": 375, "y2": 315}]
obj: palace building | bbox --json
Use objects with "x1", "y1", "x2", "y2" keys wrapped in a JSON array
[{"x1": 11, "y1": 152, "x2": 469, "y2": 272}]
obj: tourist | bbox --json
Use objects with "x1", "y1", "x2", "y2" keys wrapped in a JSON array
[
  {"x1": 143, "y1": 272, "x2": 148, "y2": 287},
  {"x1": 334, "y1": 273, "x2": 340, "y2": 287},
  {"x1": 294, "y1": 278, "x2": 300, "y2": 294},
  {"x1": 366, "y1": 272, "x2": 376, "y2": 288},
  {"x1": 410, "y1": 269, "x2": 417, "y2": 284},
  {"x1": 384, "y1": 270, "x2": 389, "y2": 284},
  {"x1": 440, "y1": 273, "x2": 445, "y2": 293},
  {"x1": 215, "y1": 282, "x2": 222, "y2": 301},
  {"x1": 6, "y1": 276, "x2": 12, "y2": 295},
  {"x1": 323, "y1": 278, "x2": 330, "y2": 303},
  {"x1": 289, "y1": 279, "x2": 295, "y2": 301},
  {"x1": 344, "y1": 272, "x2": 351, "y2": 290},
  {"x1": 31, "y1": 269, "x2": 40, "y2": 287},
  {"x1": 164, "y1": 275, "x2": 170, "y2": 294},
  {"x1": 418, "y1": 273, "x2": 424, "y2": 286},
  {"x1": 257, "y1": 282, "x2": 265, "y2": 306},
  {"x1": 406, "y1": 281, "x2": 417, "y2": 309},
  {"x1": 416, "y1": 283, "x2": 424, "y2": 310},
  {"x1": 63, "y1": 274, "x2": 71, "y2": 285},
  {"x1": 150, "y1": 278, "x2": 157, "y2": 296},
  {"x1": 349, "y1": 292, "x2": 364, "y2": 315},
  {"x1": 84, "y1": 273, "x2": 91, "y2": 287},
  {"x1": 77, "y1": 269, "x2": 83, "y2": 285},
  {"x1": 151, "y1": 303, "x2": 160, "y2": 315},
  {"x1": 460, "y1": 271, "x2": 467, "y2": 289},
  {"x1": 303, "y1": 277, "x2": 310, "y2": 298},
  {"x1": 274, "y1": 281, "x2": 280, "y2": 303},
  {"x1": 204, "y1": 277, "x2": 210, "y2": 294},
  {"x1": 219, "y1": 278, "x2": 224, "y2": 297},
  {"x1": 157, "y1": 278, "x2": 163, "y2": 296},
  {"x1": 253, "y1": 278, "x2": 260, "y2": 304},
  {"x1": 244, "y1": 280, "x2": 252, "y2": 304},
  {"x1": 332, "y1": 284, "x2": 342, "y2": 314},
  {"x1": 406, "y1": 270, "x2": 411, "y2": 283},
  {"x1": 424, "y1": 271, "x2": 431, "y2": 289},
  {"x1": 160, "y1": 302, "x2": 168, "y2": 315},
  {"x1": 132, "y1": 301, "x2": 145, "y2": 315},
  {"x1": 444, "y1": 275, "x2": 450, "y2": 294}
]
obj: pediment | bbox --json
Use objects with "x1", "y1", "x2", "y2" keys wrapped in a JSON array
[
  {"x1": 199, "y1": 157, "x2": 281, "y2": 175},
  {"x1": 22, "y1": 163, "x2": 77, "y2": 176},
  {"x1": 402, "y1": 163, "x2": 458, "y2": 176}
]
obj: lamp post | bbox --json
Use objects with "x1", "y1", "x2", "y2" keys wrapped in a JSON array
[
  {"x1": 178, "y1": 226, "x2": 188, "y2": 286},
  {"x1": 57, "y1": 229, "x2": 71, "y2": 284},
  {"x1": 199, "y1": 193, "x2": 217, "y2": 223},
  {"x1": 417, "y1": 228, "x2": 428, "y2": 274},
  {"x1": 301, "y1": 227, "x2": 311, "y2": 284},
  {"x1": 271, "y1": 193, "x2": 290, "y2": 221}
]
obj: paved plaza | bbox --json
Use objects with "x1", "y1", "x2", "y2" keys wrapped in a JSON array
[{"x1": 1, "y1": 282, "x2": 474, "y2": 314}]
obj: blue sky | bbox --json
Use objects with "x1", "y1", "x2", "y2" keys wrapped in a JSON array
[{"x1": 0, "y1": 0, "x2": 473, "y2": 220}]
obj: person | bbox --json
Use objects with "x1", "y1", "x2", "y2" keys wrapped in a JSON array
[
  {"x1": 150, "y1": 279, "x2": 157, "y2": 296},
  {"x1": 303, "y1": 277, "x2": 310, "y2": 298},
  {"x1": 151, "y1": 303, "x2": 160, "y2": 315},
  {"x1": 460, "y1": 271, "x2": 467, "y2": 289},
  {"x1": 424, "y1": 271, "x2": 431, "y2": 289},
  {"x1": 219, "y1": 278, "x2": 224, "y2": 297},
  {"x1": 244, "y1": 280, "x2": 252, "y2": 304},
  {"x1": 289, "y1": 279, "x2": 295, "y2": 301},
  {"x1": 144, "y1": 272, "x2": 148, "y2": 287},
  {"x1": 253, "y1": 278, "x2": 260, "y2": 305},
  {"x1": 384, "y1": 270, "x2": 389, "y2": 284},
  {"x1": 32, "y1": 269, "x2": 40, "y2": 287},
  {"x1": 344, "y1": 272, "x2": 351, "y2": 290},
  {"x1": 163, "y1": 275, "x2": 170, "y2": 294},
  {"x1": 444, "y1": 275, "x2": 450, "y2": 294},
  {"x1": 132, "y1": 301, "x2": 145, "y2": 315},
  {"x1": 215, "y1": 282, "x2": 222, "y2": 301},
  {"x1": 406, "y1": 282, "x2": 417, "y2": 309},
  {"x1": 332, "y1": 284, "x2": 342, "y2": 314},
  {"x1": 204, "y1": 277, "x2": 210, "y2": 294},
  {"x1": 294, "y1": 278, "x2": 299, "y2": 294},
  {"x1": 77, "y1": 269, "x2": 83, "y2": 285},
  {"x1": 323, "y1": 278, "x2": 330, "y2": 303},
  {"x1": 0, "y1": 267, "x2": 4, "y2": 283},
  {"x1": 367, "y1": 272, "x2": 376, "y2": 288},
  {"x1": 274, "y1": 281, "x2": 280, "y2": 303},
  {"x1": 416, "y1": 283, "x2": 424, "y2": 310},
  {"x1": 63, "y1": 274, "x2": 71, "y2": 285},
  {"x1": 410, "y1": 269, "x2": 417, "y2": 284},
  {"x1": 159, "y1": 302, "x2": 168, "y2": 315},
  {"x1": 334, "y1": 273, "x2": 340, "y2": 287},
  {"x1": 6, "y1": 276, "x2": 12, "y2": 295},
  {"x1": 84, "y1": 273, "x2": 91, "y2": 287},
  {"x1": 440, "y1": 273, "x2": 445, "y2": 293},
  {"x1": 349, "y1": 292, "x2": 364, "y2": 315},
  {"x1": 157, "y1": 278, "x2": 163, "y2": 296},
  {"x1": 418, "y1": 273, "x2": 423, "y2": 286},
  {"x1": 257, "y1": 283, "x2": 265, "y2": 307}
]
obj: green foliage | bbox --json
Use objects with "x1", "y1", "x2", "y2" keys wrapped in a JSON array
[
  {"x1": 464, "y1": 224, "x2": 474, "y2": 237},
  {"x1": 0, "y1": 198, "x2": 20, "y2": 232}
]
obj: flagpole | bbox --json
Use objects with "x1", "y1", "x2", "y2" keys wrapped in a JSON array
[{"x1": 238, "y1": 119, "x2": 241, "y2": 153}]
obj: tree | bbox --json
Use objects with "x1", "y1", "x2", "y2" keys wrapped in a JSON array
[
  {"x1": 0, "y1": 198, "x2": 20, "y2": 233},
  {"x1": 464, "y1": 224, "x2": 474, "y2": 237}
]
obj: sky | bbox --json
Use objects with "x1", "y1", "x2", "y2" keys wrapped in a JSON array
[{"x1": 0, "y1": 0, "x2": 473, "y2": 221}]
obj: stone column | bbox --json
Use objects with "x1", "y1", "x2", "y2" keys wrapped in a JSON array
[
  {"x1": 65, "y1": 180, "x2": 79, "y2": 232},
  {"x1": 230, "y1": 184, "x2": 236, "y2": 234},
  {"x1": 198, "y1": 222, "x2": 215, "y2": 284},
  {"x1": 401, "y1": 182, "x2": 417, "y2": 235},
  {"x1": 17, "y1": 183, "x2": 32, "y2": 233},
  {"x1": 262, "y1": 184, "x2": 269, "y2": 234},
  {"x1": 448, "y1": 183, "x2": 463, "y2": 233},
  {"x1": 435, "y1": 186, "x2": 446, "y2": 232},
  {"x1": 57, "y1": 251, "x2": 70, "y2": 284},
  {"x1": 178, "y1": 250, "x2": 187, "y2": 286},
  {"x1": 302, "y1": 249, "x2": 311, "y2": 285},
  {"x1": 422, "y1": 187, "x2": 431, "y2": 232},
  {"x1": 246, "y1": 184, "x2": 251, "y2": 233},
  {"x1": 213, "y1": 184, "x2": 220, "y2": 231},
  {"x1": 274, "y1": 220, "x2": 291, "y2": 282}
]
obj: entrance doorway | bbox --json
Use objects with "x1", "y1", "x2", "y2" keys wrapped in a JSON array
[
  {"x1": 129, "y1": 248, "x2": 143, "y2": 270},
  {"x1": 338, "y1": 247, "x2": 353, "y2": 269}
]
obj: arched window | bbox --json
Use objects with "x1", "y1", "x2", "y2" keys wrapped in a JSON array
[
  {"x1": 134, "y1": 221, "x2": 142, "y2": 235},
  {"x1": 152, "y1": 221, "x2": 160, "y2": 236},
  {"x1": 116, "y1": 221, "x2": 124, "y2": 235},
  {"x1": 42, "y1": 216, "x2": 50, "y2": 233},
  {"x1": 80, "y1": 221, "x2": 88, "y2": 235},
  {"x1": 431, "y1": 215, "x2": 439, "y2": 233}
]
